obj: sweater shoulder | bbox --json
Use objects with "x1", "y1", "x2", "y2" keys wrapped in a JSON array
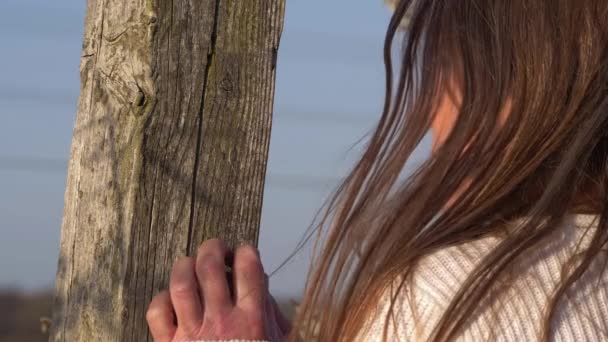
[{"x1": 361, "y1": 215, "x2": 608, "y2": 341}]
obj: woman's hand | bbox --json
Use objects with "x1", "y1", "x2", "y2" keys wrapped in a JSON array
[{"x1": 146, "y1": 239, "x2": 292, "y2": 342}]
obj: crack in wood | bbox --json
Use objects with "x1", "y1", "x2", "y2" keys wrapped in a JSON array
[{"x1": 188, "y1": 0, "x2": 222, "y2": 255}]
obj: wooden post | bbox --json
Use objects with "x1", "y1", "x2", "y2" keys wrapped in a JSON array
[{"x1": 50, "y1": 0, "x2": 285, "y2": 340}]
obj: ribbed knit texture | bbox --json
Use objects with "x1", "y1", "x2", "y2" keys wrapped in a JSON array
[{"x1": 359, "y1": 214, "x2": 608, "y2": 341}]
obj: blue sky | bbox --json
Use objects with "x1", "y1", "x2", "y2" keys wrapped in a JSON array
[{"x1": 0, "y1": 0, "x2": 428, "y2": 298}]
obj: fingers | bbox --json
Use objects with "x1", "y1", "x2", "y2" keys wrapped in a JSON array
[
  {"x1": 196, "y1": 239, "x2": 232, "y2": 316},
  {"x1": 233, "y1": 244, "x2": 266, "y2": 314},
  {"x1": 170, "y1": 257, "x2": 204, "y2": 332},
  {"x1": 147, "y1": 290, "x2": 177, "y2": 342}
]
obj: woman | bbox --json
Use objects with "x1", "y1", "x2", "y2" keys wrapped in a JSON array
[{"x1": 146, "y1": 0, "x2": 608, "y2": 341}]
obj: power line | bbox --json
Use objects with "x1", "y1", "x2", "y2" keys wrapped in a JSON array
[
  {"x1": 0, "y1": 1, "x2": 83, "y2": 15},
  {"x1": 0, "y1": 86, "x2": 379, "y2": 126},
  {"x1": 0, "y1": 156, "x2": 66, "y2": 173},
  {"x1": 0, "y1": 156, "x2": 343, "y2": 190},
  {"x1": 1, "y1": 15, "x2": 379, "y2": 51},
  {"x1": 0, "y1": 86, "x2": 77, "y2": 107}
]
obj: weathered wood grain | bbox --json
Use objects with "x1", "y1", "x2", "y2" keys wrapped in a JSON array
[{"x1": 50, "y1": 0, "x2": 285, "y2": 340}]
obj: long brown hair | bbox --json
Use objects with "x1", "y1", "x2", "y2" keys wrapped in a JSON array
[{"x1": 289, "y1": 0, "x2": 608, "y2": 341}]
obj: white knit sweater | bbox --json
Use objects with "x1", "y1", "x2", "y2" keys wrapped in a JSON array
[
  {"x1": 359, "y1": 214, "x2": 608, "y2": 341},
  {"x1": 195, "y1": 215, "x2": 608, "y2": 341}
]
